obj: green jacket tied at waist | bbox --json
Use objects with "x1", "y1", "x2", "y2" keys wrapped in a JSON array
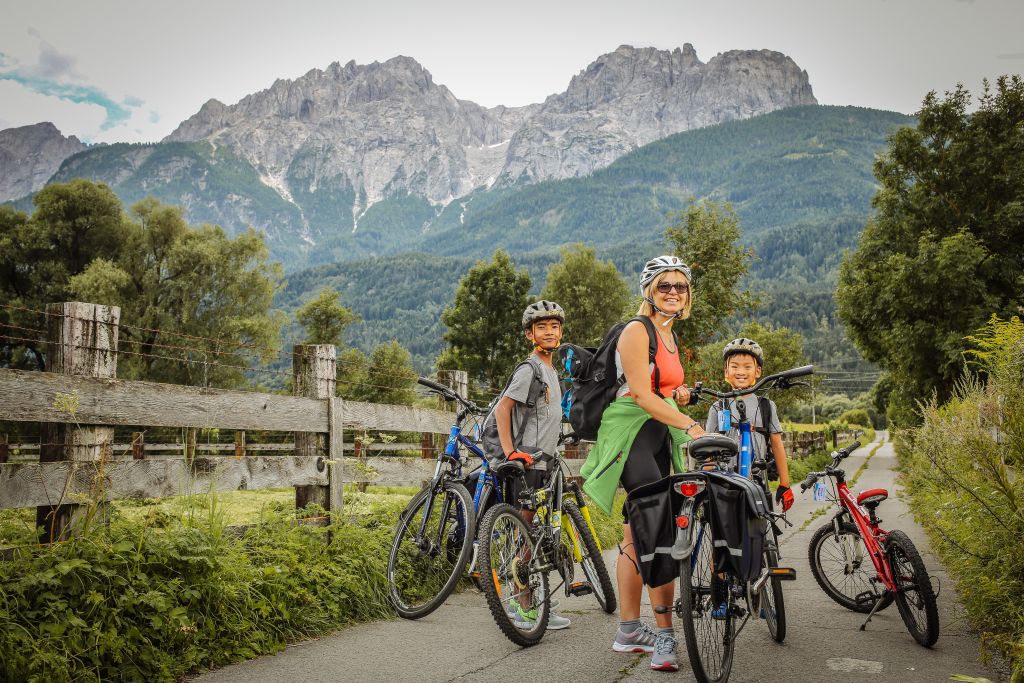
[{"x1": 580, "y1": 396, "x2": 692, "y2": 514}]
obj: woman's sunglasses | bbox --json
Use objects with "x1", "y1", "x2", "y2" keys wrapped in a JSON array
[{"x1": 656, "y1": 281, "x2": 690, "y2": 295}]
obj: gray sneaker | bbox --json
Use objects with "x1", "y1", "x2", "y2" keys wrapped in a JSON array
[
  {"x1": 650, "y1": 631, "x2": 679, "y2": 672},
  {"x1": 547, "y1": 612, "x2": 571, "y2": 630},
  {"x1": 612, "y1": 622, "x2": 656, "y2": 653}
]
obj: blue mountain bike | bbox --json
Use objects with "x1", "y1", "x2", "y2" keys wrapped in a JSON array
[{"x1": 387, "y1": 377, "x2": 486, "y2": 619}]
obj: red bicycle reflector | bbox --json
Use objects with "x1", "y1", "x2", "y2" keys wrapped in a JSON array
[
  {"x1": 676, "y1": 515, "x2": 689, "y2": 529},
  {"x1": 679, "y1": 482, "x2": 699, "y2": 497}
]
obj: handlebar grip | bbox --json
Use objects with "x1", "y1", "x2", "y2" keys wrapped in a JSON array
[
  {"x1": 779, "y1": 365, "x2": 814, "y2": 379},
  {"x1": 800, "y1": 473, "x2": 817, "y2": 492},
  {"x1": 417, "y1": 376, "x2": 449, "y2": 394}
]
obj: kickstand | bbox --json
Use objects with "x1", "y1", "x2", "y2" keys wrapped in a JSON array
[{"x1": 858, "y1": 590, "x2": 889, "y2": 631}]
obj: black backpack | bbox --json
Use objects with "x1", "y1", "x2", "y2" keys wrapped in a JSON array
[
  {"x1": 559, "y1": 317, "x2": 666, "y2": 441},
  {"x1": 479, "y1": 360, "x2": 546, "y2": 465}
]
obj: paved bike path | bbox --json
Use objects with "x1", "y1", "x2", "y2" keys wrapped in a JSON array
[{"x1": 193, "y1": 432, "x2": 998, "y2": 682}]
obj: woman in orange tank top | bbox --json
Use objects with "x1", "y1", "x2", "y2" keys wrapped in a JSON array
[{"x1": 607, "y1": 256, "x2": 706, "y2": 672}]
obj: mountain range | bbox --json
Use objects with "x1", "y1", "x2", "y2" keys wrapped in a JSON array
[{"x1": 2, "y1": 44, "x2": 814, "y2": 267}]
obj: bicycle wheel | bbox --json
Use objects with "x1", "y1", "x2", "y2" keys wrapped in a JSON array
[
  {"x1": 562, "y1": 500, "x2": 616, "y2": 613},
  {"x1": 759, "y1": 544, "x2": 786, "y2": 643},
  {"x1": 387, "y1": 480, "x2": 474, "y2": 619},
  {"x1": 478, "y1": 503, "x2": 549, "y2": 646},
  {"x1": 809, "y1": 520, "x2": 895, "y2": 614},
  {"x1": 885, "y1": 530, "x2": 939, "y2": 647},
  {"x1": 678, "y1": 502, "x2": 735, "y2": 683}
]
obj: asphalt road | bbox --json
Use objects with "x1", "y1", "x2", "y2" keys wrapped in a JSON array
[{"x1": 193, "y1": 432, "x2": 999, "y2": 683}]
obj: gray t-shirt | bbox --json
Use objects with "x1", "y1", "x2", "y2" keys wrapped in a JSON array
[
  {"x1": 705, "y1": 395, "x2": 783, "y2": 463},
  {"x1": 503, "y1": 355, "x2": 562, "y2": 470}
]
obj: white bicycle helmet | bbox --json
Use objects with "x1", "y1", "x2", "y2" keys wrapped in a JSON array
[
  {"x1": 522, "y1": 300, "x2": 565, "y2": 330},
  {"x1": 723, "y1": 337, "x2": 764, "y2": 367},
  {"x1": 640, "y1": 255, "x2": 692, "y2": 291}
]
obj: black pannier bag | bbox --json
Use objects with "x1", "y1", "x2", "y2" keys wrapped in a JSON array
[
  {"x1": 704, "y1": 470, "x2": 770, "y2": 582},
  {"x1": 624, "y1": 476, "x2": 682, "y2": 588}
]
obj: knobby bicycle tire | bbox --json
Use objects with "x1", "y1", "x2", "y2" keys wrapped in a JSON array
[
  {"x1": 562, "y1": 500, "x2": 616, "y2": 613},
  {"x1": 678, "y1": 505, "x2": 735, "y2": 683},
  {"x1": 387, "y1": 480, "x2": 474, "y2": 619},
  {"x1": 885, "y1": 530, "x2": 939, "y2": 647},
  {"x1": 478, "y1": 503, "x2": 550, "y2": 646},
  {"x1": 760, "y1": 545, "x2": 786, "y2": 643},
  {"x1": 808, "y1": 520, "x2": 895, "y2": 614}
]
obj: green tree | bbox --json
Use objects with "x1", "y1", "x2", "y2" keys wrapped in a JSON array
[
  {"x1": 439, "y1": 250, "x2": 531, "y2": 394},
  {"x1": 295, "y1": 288, "x2": 359, "y2": 346},
  {"x1": 337, "y1": 347, "x2": 370, "y2": 400},
  {"x1": 540, "y1": 243, "x2": 631, "y2": 346},
  {"x1": 837, "y1": 76, "x2": 1024, "y2": 425},
  {"x1": 350, "y1": 341, "x2": 417, "y2": 405},
  {"x1": 665, "y1": 199, "x2": 758, "y2": 369},
  {"x1": 690, "y1": 321, "x2": 809, "y2": 417},
  {"x1": 69, "y1": 196, "x2": 284, "y2": 387},
  {"x1": 0, "y1": 181, "x2": 130, "y2": 370}
]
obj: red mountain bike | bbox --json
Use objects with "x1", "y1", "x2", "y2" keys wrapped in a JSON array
[{"x1": 800, "y1": 441, "x2": 939, "y2": 647}]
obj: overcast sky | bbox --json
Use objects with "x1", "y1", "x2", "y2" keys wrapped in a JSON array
[{"x1": 2, "y1": 0, "x2": 1022, "y2": 143}]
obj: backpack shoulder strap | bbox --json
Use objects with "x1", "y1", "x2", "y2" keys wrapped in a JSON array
[
  {"x1": 510, "y1": 359, "x2": 547, "y2": 449},
  {"x1": 755, "y1": 396, "x2": 774, "y2": 437},
  {"x1": 633, "y1": 316, "x2": 664, "y2": 398}
]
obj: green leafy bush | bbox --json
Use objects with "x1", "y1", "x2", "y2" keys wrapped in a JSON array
[
  {"x1": 898, "y1": 315, "x2": 1024, "y2": 679},
  {"x1": 837, "y1": 408, "x2": 871, "y2": 427},
  {"x1": 0, "y1": 505, "x2": 396, "y2": 682}
]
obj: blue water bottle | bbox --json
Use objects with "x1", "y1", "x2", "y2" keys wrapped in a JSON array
[
  {"x1": 717, "y1": 400, "x2": 731, "y2": 433},
  {"x1": 813, "y1": 480, "x2": 827, "y2": 502}
]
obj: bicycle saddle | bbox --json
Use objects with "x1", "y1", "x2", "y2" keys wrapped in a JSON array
[
  {"x1": 686, "y1": 434, "x2": 739, "y2": 462},
  {"x1": 856, "y1": 488, "x2": 888, "y2": 509}
]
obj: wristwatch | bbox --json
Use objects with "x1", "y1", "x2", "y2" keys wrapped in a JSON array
[{"x1": 684, "y1": 422, "x2": 700, "y2": 434}]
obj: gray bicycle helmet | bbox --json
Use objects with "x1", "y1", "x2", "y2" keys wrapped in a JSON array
[
  {"x1": 723, "y1": 337, "x2": 764, "y2": 367},
  {"x1": 522, "y1": 300, "x2": 565, "y2": 330},
  {"x1": 640, "y1": 255, "x2": 693, "y2": 291}
]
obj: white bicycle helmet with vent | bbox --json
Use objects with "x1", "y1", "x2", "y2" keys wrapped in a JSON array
[
  {"x1": 639, "y1": 255, "x2": 692, "y2": 291},
  {"x1": 723, "y1": 338, "x2": 764, "y2": 367},
  {"x1": 522, "y1": 300, "x2": 565, "y2": 330}
]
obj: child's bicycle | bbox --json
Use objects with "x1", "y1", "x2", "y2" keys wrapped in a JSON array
[
  {"x1": 686, "y1": 364, "x2": 812, "y2": 645},
  {"x1": 800, "y1": 441, "x2": 940, "y2": 647},
  {"x1": 477, "y1": 434, "x2": 616, "y2": 646}
]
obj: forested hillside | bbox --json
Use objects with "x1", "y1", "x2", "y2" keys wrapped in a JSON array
[{"x1": 279, "y1": 106, "x2": 913, "y2": 371}]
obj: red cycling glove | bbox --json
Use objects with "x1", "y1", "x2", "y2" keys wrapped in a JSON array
[
  {"x1": 775, "y1": 485, "x2": 794, "y2": 512},
  {"x1": 507, "y1": 451, "x2": 535, "y2": 468}
]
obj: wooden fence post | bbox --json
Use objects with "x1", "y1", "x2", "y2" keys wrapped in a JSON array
[
  {"x1": 37, "y1": 301, "x2": 120, "y2": 542},
  {"x1": 293, "y1": 344, "x2": 336, "y2": 514},
  {"x1": 131, "y1": 432, "x2": 144, "y2": 460},
  {"x1": 234, "y1": 431, "x2": 245, "y2": 459},
  {"x1": 0, "y1": 434, "x2": 7, "y2": 464}
]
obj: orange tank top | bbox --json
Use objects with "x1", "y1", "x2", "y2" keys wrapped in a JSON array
[{"x1": 619, "y1": 329, "x2": 685, "y2": 397}]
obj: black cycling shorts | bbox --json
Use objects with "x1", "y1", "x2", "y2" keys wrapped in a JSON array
[{"x1": 619, "y1": 419, "x2": 672, "y2": 523}]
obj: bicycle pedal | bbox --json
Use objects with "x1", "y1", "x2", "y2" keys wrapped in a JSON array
[
  {"x1": 854, "y1": 590, "x2": 879, "y2": 605},
  {"x1": 567, "y1": 581, "x2": 593, "y2": 597},
  {"x1": 769, "y1": 567, "x2": 797, "y2": 581}
]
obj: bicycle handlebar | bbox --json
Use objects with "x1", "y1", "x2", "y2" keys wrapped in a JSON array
[
  {"x1": 691, "y1": 364, "x2": 815, "y2": 401},
  {"x1": 416, "y1": 376, "x2": 486, "y2": 415},
  {"x1": 799, "y1": 441, "x2": 864, "y2": 492}
]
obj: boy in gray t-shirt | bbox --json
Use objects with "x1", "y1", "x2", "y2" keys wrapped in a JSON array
[
  {"x1": 703, "y1": 338, "x2": 794, "y2": 512},
  {"x1": 492, "y1": 300, "x2": 571, "y2": 630}
]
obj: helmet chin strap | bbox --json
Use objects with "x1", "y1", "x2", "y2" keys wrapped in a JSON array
[
  {"x1": 533, "y1": 344, "x2": 555, "y2": 356},
  {"x1": 644, "y1": 297, "x2": 680, "y2": 326}
]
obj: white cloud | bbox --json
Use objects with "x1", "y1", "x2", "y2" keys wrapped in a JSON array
[{"x1": 0, "y1": 80, "x2": 106, "y2": 139}]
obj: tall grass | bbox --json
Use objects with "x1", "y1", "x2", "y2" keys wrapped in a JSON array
[{"x1": 898, "y1": 316, "x2": 1024, "y2": 680}]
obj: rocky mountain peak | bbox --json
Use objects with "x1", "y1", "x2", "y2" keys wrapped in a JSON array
[{"x1": 0, "y1": 122, "x2": 87, "y2": 202}]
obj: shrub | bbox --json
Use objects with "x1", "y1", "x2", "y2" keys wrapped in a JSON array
[
  {"x1": 898, "y1": 315, "x2": 1024, "y2": 679},
  {"x1": 837, "y1": 408, "x2": 871, "y2": 427},
  {"x1": 0, "y1": 505, "x2": 395, "y2": 682}
]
